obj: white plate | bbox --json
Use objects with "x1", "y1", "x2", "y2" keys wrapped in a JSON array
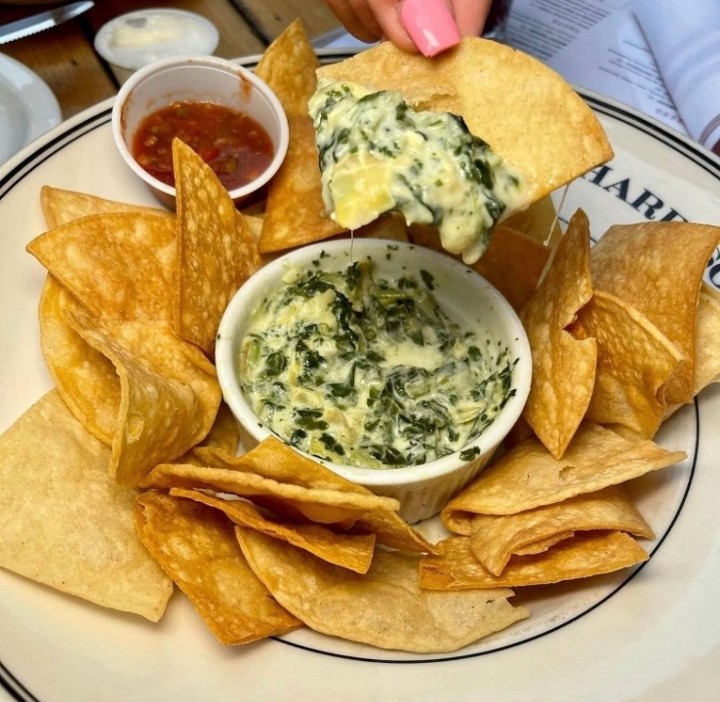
[
  {"x1": 1, "y1": 52, "x2": 720, "y2": 702},
  {"x1": 0, "y1": 53, "x2": 60, "y2": 166}
]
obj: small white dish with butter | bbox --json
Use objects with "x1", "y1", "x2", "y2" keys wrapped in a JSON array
[{"x1": 95, "y1": 8, "x2": 219, "y2": 71}]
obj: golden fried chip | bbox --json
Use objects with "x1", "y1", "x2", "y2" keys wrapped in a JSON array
[
  {"x1": 173, "y1": 138, "x2": 262, "y2": 356},
  {"x1": 442, "y1": 423, "x2": 685, "y2": 526},
  {"x1": 253, "y1": 19, "x2": 345, "y2": 253},
  {"x1": 0, "y1": 391, "x2": 172, "y2": 621},
  {"x1": 170, "y1": 488, "x2": 376, "y2": 574},
  {"x1": 66, "y1": 310, "x2": 221, "y2": 486},
  {"x1": 590, "y1": 221, "x2": 720, "y2": 404},
  {"x1": 419, "y1": 531, "x2": 648, "y2": 590},
  {"x1": 237, "y1": 527, "x2": 527, "y2": 653},
  {"x1": 469, "y1": 485, "x2": 653, "y2": 576},
  {"x1": 259, "y1": 114, "x2": 346, "y2": 253},
  {"x1": 27, "y1": 212, "x2": 176, "y2": 321},
  {"x1": 407, "y1": 222, "x2": 550, "y2": 312},
  {"x1": 195, "y1": 438, "x2": 437, "y2": 553},
  {"x1": 354, "y1": 211, "x2": 409, "y2": 242},
  {"x1": 512, "y1": 531, "x2": 575, "y2": 557},
  {"x1": 141, "y1": 461, "x2": 400, "y2": 524},
  {"x1": 472, "y1": 225, "x2": 551, "y2": 312},
  {"x1": 135, "y1": 492, "x2": 300, "y2": 644},
  {"x1": 572, "y1": 290, "x2": 682, "y2": 438},
  {"x1": 520, "y1": 209, "x2": 597, "y2": 458},
  {"x1": 317, "y1": 38, "x2": 613, "y2": 208},
  {"x1": 503, "y1": 194, "x2": 563, "y2": 249},
  {"x1": 40, "y1": 185, "x2": 170, "y2": 228},
  {"x1": 691, "y1": 283, "x2": 720, "y2": 392},
  {"x1": 178, "y1": 402, "x2": 239, "y2": 464},
  {"x1": 255, "y1": 19, "x2": 319, "y2": 116},
  {"x1": 39, "y1": 275, "x2": 118, "y2": 444}
]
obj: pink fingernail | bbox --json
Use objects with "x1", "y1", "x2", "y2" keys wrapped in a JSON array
[{"x1": 400, "y1": 0, "x2": 460, "y2": 57}]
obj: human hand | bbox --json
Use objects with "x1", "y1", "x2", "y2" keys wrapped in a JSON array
[{"x1": 324, "y1": 0, "x2": 492, "y2": 56}]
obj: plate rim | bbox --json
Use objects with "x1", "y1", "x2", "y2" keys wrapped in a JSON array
[{"x1": 0, "y1": 52, "x2": 61, "y2": 166}]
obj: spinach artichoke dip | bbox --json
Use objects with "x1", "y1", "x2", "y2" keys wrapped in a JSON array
[
  {"x1": 238, "y1": 253, "x2": 517, "y2": 469},
  {"x1": 308, "y1": 78, "x2": 524, "y2": 265}
]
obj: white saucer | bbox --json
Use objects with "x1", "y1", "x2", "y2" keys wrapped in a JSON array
[
  {"x1": 94, "y1": 8, "x2": 219, "y2": 71},
  {"x1": 0, "y1": 53, "x2": 61, "y2": 165}
]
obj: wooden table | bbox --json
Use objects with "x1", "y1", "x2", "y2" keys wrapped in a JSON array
[{"x1": 0, "y1": 0, "x2": 344, "y2": 120}]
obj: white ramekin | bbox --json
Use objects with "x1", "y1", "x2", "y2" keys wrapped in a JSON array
[
  {"x1": 111, "y1": 55, "x2": 289, "y2": 207},
  {"x1": 216, "y1": 238, "x2": 532, "y2": 523}
]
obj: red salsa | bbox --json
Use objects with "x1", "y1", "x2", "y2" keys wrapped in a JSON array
[{"x1": 132, "y1": 100, "x2": 274, "y2": 191}]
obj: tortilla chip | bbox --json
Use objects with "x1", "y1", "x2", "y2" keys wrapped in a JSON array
[
  {"x1": 170, "y1": 487, "x2": 376, "y2": 574},
  {"x1": 237, "y1": 527, "x2": 527, "y2": 652},
  {"x1": 407, "y1": 223, "x2": 549, "y2": 311},
  {"x1": 0, "y1": 390, "x2": 172, "y2": 621},
  {"x1": 40, "y1": 185, "x2": 170, "y2": 229},
  {"x1": 520, "y1": 209, "x2": 598, "y2": 458},
  {"x1": 259, "y1": 114, "x2": 346, "y2": 253},
  {"x1": 442, "y1": 423, "x2": 685, "y2": 526},
  {"x1": 590, "y1": 222, "x2": 720, "y2": 404},
  {"x1": 39, "y1": 275, "x2": 118, "y2": 444},
  {"x1": 691, "y1": 283, "x2": 720, "y2": 392},
  {"x1": 194, "y1": 438, "x2": 437, "y2": 553},
  {"x1": 317, "y1": 38, "x2": 613, "y2": 209},
  {"x1": 66, "y1": 310, "x2": 221, "y2": 486},
  {"x1": 469, "y1": 485, "x2": 653, "y2": 576},
  {"x1": 419, "y1": 531, "x2": 648, "y2": 590},
  {"x1": 26, "y1": 212, "x2": 176, "y2": 322},
  {"x1": 180, "y1": 402, "x2": 239, "y2": 463},
  {"x1": 135, "y1": 492, "x2": 300, "y2": 644},
  {"x1": 141, "y1": 461, "x2": 400, "y2": 525},
  {"x1": 572, "y1": 290, "x2": 682, "y2": 437},
  {"x1": 173, "y1": 138, "x2": 262, "y2": 356},
  {"x1": 255, "y1": 19, "x2": 319, "y2": 116},
  {"x1": 354, "y1": 211, "x2": 409, "y2": 242},
  {"x1": 503, "y1": 194, "x2": 563, "y2": 249},
  {"x1": 512, "y1": 532, "x2": 575, "y2": 557}
]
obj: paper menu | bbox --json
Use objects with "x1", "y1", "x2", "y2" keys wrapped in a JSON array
[
  {"x1": 632, "y1": 0, "x2": 720, "y2": 152},
  {"x1": 506, "y1": 0, "x2": 688, "y2": 136}
]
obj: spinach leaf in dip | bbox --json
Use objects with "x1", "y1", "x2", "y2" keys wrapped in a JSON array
[
  {"x1": 238, "y1": 255, "x2": 517, "y2": 469},
  {"x1": 308, "y1": 78, "x2": 524, "y2": 264}
]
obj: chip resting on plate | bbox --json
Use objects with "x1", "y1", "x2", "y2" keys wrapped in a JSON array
[
  {"x1": 590, "y1": 221, "x2": 720, "y2": 405},
  {"x1": 689, "y1": 284, "x2": 720, "y2": 392},
  {"x1": 441, "y1": 423, "x2": 686, "y2": 528},
  {"x1": 194, "y1": 437, "x2": 437, "y2": 553},
  {"x1": 26, "y1": 211, "x2": 177, "y2": 322},
  {"x1": 520, "y1": 209, "x2": 597, "y2": 458},
  {"x1": 468, "y1": 485, "x2": 653, "y2": 576},
  {"x1": 236, "y1": 527, "x2": 528, "y2": 652},
  {"x1": 39, "y1": 275, "x2": 119, "y2": 444},
  {"x1": 40, "y1": 185, "x2": 170, "y2": 228},
  {"x1": 141, "y1": 460, "x2": 400, "y2": 525},
  {"x1": 419, "y1": 531, "x2": 649, "y2": 590},
  {"x1": 135, "y1": 491, "x2": 301, "y2": 644},
  {"x1": 0, "y1": 390, "x2": 172, "y2": 621},
  {"x1": 169, "y1": 487, "x2": 376, "y2": 574},
  {"x1": 65, "y1": 310, "x2": 221, "y2": 486},
  {"x1": 572, "y1": 290, "x2": 682, "y2": 437}
]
